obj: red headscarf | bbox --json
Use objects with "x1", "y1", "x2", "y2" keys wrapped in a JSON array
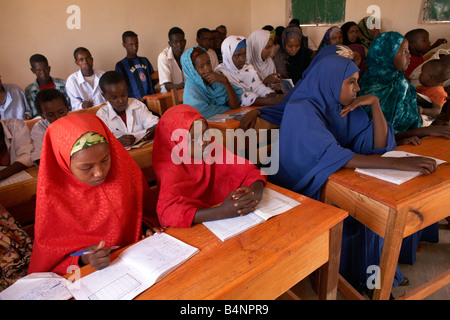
[
  {"x1": 152, "y1": 105, "x2": 266, "y2": 228},
  {"x1": 28, "y1": 113, "x2": 159, "y2": 275}
]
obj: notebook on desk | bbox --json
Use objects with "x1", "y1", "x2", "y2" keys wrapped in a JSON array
[
  {"x1": 203, "y1": 188, "x2": 301, "y2": 242},
  {"x1": 0, "y1": 167, "x2": 34, "y2": 187},
  {"x1": 355, "y1": 151, "x2": 446, "y2": 185},
  {"x1": 67, "y1": 233, "x2": 199, "y2": 300}
]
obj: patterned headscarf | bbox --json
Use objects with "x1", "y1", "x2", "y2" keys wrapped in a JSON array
[
  {"x1": 318, "y1": 26, "x2": 343, "y2": 51},
  {"x1": 359, "y1": 31, "x2": 421, "y2": 133},
  {"x1": 358, "y1": 16, "x2": 377, "y2": 50},
  {"x1": 70, "y1": 132, "x2": 107, "y2": 157}
]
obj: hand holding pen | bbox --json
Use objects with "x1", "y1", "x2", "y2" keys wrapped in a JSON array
[{"x1": 73, "y1": 240, "x2": 117, "y2": 271}]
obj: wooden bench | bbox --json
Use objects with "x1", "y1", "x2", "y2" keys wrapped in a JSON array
[{"x1": 144, "y1": 89, "x2": 183, "y2": 116}]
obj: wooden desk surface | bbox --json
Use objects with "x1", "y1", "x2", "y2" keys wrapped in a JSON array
[
  {"x1": 324, "y1": 136, "x2": 450, "y2": 238},
  {"x1": 69, "y1": 182, "x2": 348, "y2": 300},
  {"x1": 323, "y1": 136, "x2": 450, "y2": 300},
  {"x1": 206, "y1": 107, "x2": 261, "y2": 131}
]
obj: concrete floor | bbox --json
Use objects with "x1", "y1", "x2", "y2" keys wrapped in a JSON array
[{"x1": 280, "y1": 219, "x2": 450, "y2": 300}]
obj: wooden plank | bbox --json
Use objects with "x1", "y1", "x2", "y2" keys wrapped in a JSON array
[{"x1": 396, "y1": 270, "x2": 450, "y2": 300}]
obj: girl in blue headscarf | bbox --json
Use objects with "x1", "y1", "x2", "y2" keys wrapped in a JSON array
[
  {"x1": 180, "y1": 46, "x2": 242, "y2": 119},
  {"x1": 271, "y1": 54, "x2": 439, "y2": 292},
  {"x1": 359, "y1": 31, "x2": 450, "y2": 144}
]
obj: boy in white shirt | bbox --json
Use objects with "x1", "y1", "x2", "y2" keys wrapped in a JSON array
[
  {"x1": 97, "y1": 71, "x2": 159, "y2": 148},
  {"x1": 30, "y1": 89, "x2": 70, "y2": 164},
  {"x1": 157, "y1": 27, "x2": 186, "y2": 93},
  {"x1": 65, "y1": 47, "x2": 106, "y2": 111}
]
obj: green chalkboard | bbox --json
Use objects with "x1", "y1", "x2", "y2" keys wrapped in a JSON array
[
  {"x1": 291, "y1": 0, "x2": 346, "y2": 25},
  {"x1": 422, "y1": 0, "x2": 450, "y2": 22}
]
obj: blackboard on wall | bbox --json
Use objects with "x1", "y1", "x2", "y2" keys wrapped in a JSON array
[
  {"x1": 291, "y1": 0, "x2": 346, "y2": 26},
  {"x1": 422, "y1": 0, "x2": 450, "y2": 23}
]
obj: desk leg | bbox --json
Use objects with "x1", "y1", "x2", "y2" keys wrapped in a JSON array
[
  {"x1": 318, "y1": 221, "x2": 344, "y2": 300},
  {"x1": 373, "y1": 207, "x2": 408, "y2": 300}
]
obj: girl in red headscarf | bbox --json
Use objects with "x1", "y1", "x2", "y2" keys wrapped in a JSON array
[
  {"x1": 28, "y1": 113, "x2": 161, "y2": 275},
  {"x1": 152, "y1": 105, "x2": 266, "y2": 228}
]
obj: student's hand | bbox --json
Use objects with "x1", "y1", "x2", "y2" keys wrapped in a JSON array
[
  {"x1": 118, "y1": 134, "x2": 136, "y2": 147},
  {"x1": 340, "y1": 95, "x2": 379, "y2": 117},
  {"x1": 431, "y1": 38, "x2": 447, "y2": 48},
  {"x1": 142, "y1": 225, "x2": 164, "y2": 238},
  {"x1": 80, "y1": 241, "x2": 112, "y2": 270},
  {"x1": 392, "y1": 156, "x2": 438, "y2": 175},
  {"x1": 239, "y1": 109, "x2": 261, "y2": 130},
  {"x1": 82, "y1": 101, "x2": 94, "y2": 109},
  {"x1": 424, "y1": 125, "x2": 450, "y2": 139},
  {"x1": 142, "y1": 126, "x2": 156, "y2": 141},
  {"x1": 263, "y1": 73, "x2": 281, "y2": 86},
  {"x1": 397, "y1": 136, "x2": 421, "y2": 146},
  {"x1": 202, "y1": 72, "x2": 228, "y2": 86}
]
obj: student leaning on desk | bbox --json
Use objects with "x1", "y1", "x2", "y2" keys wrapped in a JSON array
[{"x1": 28, "y1": 113, "x2": 162, "y2": 276}]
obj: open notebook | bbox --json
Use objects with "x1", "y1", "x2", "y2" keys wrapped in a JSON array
[
  {"x1": 67, "y1": 233, "x2": 198, "y2": 300},
  {"x1": 355, "y1": 151, "x2": 446, "y2": 185},
  {"x1": 203, "y1": 188, "x2": 301, "y2": 242},
  {"x1": 0, "y1": 167, "x2": 33, "y2": 187}
]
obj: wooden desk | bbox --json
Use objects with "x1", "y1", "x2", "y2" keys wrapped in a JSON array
[
  {"x1": 322, "y1": 136, "x2": 450, "y2": 300},
  {"x1": 67, "y1": 182, "x2": 347, "y2": 300},
  {"x1": 144, "y1": 89, "x2": 183, "y2": 116}
]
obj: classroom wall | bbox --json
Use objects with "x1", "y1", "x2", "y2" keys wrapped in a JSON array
[
  {"x1": 1, "y1": 0, "x2": 449, "y2": 90},
  {"x1": 0, "y1": 0, "x2": 253, "y2": 89}
]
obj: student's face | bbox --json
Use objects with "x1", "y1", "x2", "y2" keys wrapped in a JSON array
[
  {"x1": 194, "y1": 53, "x2": 213, "y2": 78},
  {"x1": 188, "y1": 120, "x2": 210, "y2": 159},
  {"x1": 413, "y1": 32, "x2": 431, "y2": 53},
  {"x1": 394, "y1": 39, "x2": 411, "y2": 73},
  {"x1": 70, "y1": 142, "x2": 111, "y2": 187},
  {"x1": 261, "y1": 38, "x2": 274, "y2": 61},
  {"x1": 347, "y1": 25, "x2": 359, "y2": 43},
  {"x1": 217, "y1": 27, "x2": 227, "y2": 41},
  {"x1": 352, "y1": 51, "x2": 362, "y2": 67},
  {"x1": 210, "y1": 32, "x2": 222, "y2": 49},
  {"x1": 340, "y1": 72, "x2": 360, "y2": 106},
  {"x1": 232, "y1": 48, "x2": 247, "y2": 70},
  {"x1": 123, "y1": 36, "x2": 139, "y2": 57},
  {"x1": 102, "y1": 81, "x2": 129, "y2": 115},
  {"x1": 169, "y1": 33, "x2": 186, "y2": 58},
  {"x1": 330, "y1": 32, "x2": 344, "y2": 45},
  {"x1": 40, "y1": 98, "x2": 69, "y2": 124},
  {"x1": 285, "y1": 38, "x2": 301, "y2": 57},
  {"x1": 197, "y1": 32, "x2": 212, "y2": 50},
  {"x1": 31, "y1": 62, "x2": 51, "y2": 82},
  {"x1": 75, "y1": 51, "x2": 94, "y2": 76}
]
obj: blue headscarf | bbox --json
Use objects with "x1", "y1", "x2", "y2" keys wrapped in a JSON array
[
  {"x1": 180, "y1": 46, "x2": 243, "y2": 119},
  {"x1": 358, "y1": 32, "x2": 421, "y2": 133},
  {"x1": 271, "y1": 55, "x2": 396, "y2": 200},
  {"x1": 258, "y1": 44, "x2": 350, "y2": 125}
]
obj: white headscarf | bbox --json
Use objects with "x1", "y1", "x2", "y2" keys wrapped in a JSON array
[
  {"x1": 215, "y1": 35, "x2": 273, "y2": 107},
  {"x1": 246, "y1": 29, "x2": 277, "y2": 79}
]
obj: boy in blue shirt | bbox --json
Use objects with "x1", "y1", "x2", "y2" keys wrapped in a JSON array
[{"x1": 115, "y1": 31, "x2": 158, "y2": 100}]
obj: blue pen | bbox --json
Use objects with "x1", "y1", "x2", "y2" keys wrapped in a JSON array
[
  {"x1": 70, "y1": 246, "x2": 120, "y2": 257},
  {"x1": 76, "y1": 97, "x2": 84, "y2": 102}
]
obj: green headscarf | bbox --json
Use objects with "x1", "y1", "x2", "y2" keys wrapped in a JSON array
[
  {"x1": 358, "y1": 31, "x2": 421, "y2": 134},
  {"x1": 71, "y1": 132, "x2": 108, "y2": 157}
]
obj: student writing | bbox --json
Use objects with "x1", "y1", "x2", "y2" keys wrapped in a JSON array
[
  {"x1": 28, "y1": 113, "x2": 161, "y2": 275},
  {"x1": 96, "y1": 71, "x2": 159, "y2": 148}
]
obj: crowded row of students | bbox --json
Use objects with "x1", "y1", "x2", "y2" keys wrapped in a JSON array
[{"x1": 1, "y1": 15, "x2": 449, "y2": 298}]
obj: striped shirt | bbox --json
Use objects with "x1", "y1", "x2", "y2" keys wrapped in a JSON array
[{"x1": 115, "y1": 57, "x2": 156, "y2": 98}]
